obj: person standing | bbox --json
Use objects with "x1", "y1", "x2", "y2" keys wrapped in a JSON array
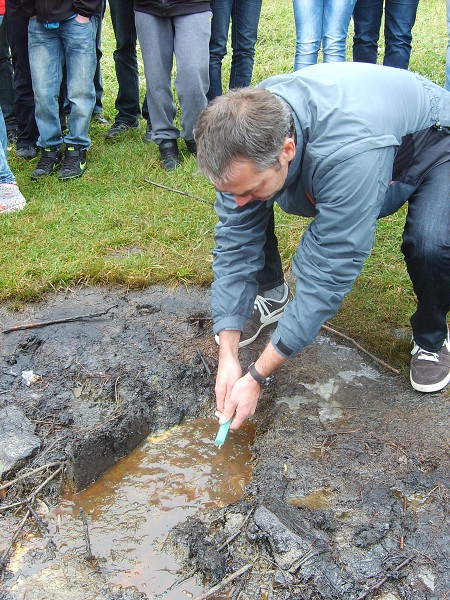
[
  {"x1": 0, "y1": 9, "x2": 17, "y2": 144},
  {"x1": 446, "y1": 0, "x2": 450, "y2": 91},
  {"x1": 22, "y1": 0, "x2": 101, "y2": 180},
  {"x1": 134, "y1": 0, "x2": 211, "y2": 170},
  {"x1": 292, "y1": 0, "x2": 356, "y2": 71},
  {"x1": 208, "y1": 0, "x2": 262, "y2": 101},
  {"x1": 352, "y1": 0, "x2": 419, "y2": 70},
  {"x1": 105, "y1": 0, "x2": 150, "y2": 141}
]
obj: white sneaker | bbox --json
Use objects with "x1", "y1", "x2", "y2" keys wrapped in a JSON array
[{"x1": 0, "y1": 183, "x2": 26, "y2": 213}]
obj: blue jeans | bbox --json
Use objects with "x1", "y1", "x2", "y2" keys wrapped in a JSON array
[
  {"x1": 28, "y1": 17, "x2": 97, "y2": 150},
  {"x1": 353, "y1": 0, "x2": 419, "y2": 69},
  {"x1": 109, "y1": 0, "x2": 148, "y2": 125},
  {"x1": 446, "y1": 0, "x2": 450, "y2": 91},
  {"x1": 292, "y1": 0, "x2": 355, "y2": 70},
  {"x1": 208, "y1": 0, "x2": 262, "y2": 101},
  {"x1": 0, "y1": 105, "x2": 16, "y2": 184}
]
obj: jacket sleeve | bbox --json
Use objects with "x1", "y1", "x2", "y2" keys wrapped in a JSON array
[
  {"x1": 212, "y1": 191, "x2": 272, "y2": 335},
  {"x1": 19, "y1": 0, "x2": 35, "y2": 16},
  {"x1": 271, "y1": 146, "x2": 397, "y2": 358}
]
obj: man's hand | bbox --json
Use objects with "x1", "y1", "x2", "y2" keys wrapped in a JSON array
[
  {"x1": 218, "y1": 372, "x2": 261, "y2": 430},
  {"x1": 75, "y1": 14, "x2": 90, "y2": 23}
]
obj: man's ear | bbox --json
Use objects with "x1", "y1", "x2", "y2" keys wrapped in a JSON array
[{"x1": 280, "y1": 137, "x2": 296, "y2": 164}]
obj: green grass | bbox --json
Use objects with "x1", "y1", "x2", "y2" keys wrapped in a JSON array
[{"x1": 1, "y1": 0, "x2": 448, "y2": 375}]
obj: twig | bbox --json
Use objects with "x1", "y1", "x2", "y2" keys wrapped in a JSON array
[
  {"x1": 2, "y1": 307, "x2": 115, "y2": 334},
  {"x1": 196, "y1": 347, "x2": 211, "y2": 377},
  {"x1": 0, "y1": 509, "x2": 30, "y2": 574},
  {"x1": 356, "y1": 556, "x2": 414, "y2": 600},
  {"x1": 193, "y1": 563, "x2": 253, "y2": 600},
  {"x1": 80, "y1": 508, "x2": 94, "y2": 560},
  {"x1": 321, "y1": 323, "x2": 400, "y2": 375},
  {"x1": 143, "y1": 179, "x2": 214, "y2": 206},
  {"x1": 0, "y1": 461, "x2": 63, "y2": 491}
]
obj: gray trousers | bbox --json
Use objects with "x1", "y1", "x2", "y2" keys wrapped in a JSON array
[{"x1": 135, "y1": 10, "x2": 211, "y2": 143}]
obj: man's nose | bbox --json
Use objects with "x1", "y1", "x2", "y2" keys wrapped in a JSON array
[{"x1": 235, "y1": 194, "x2": 253, "y2": 206}]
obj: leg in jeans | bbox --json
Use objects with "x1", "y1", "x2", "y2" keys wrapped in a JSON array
[
  {"x1": 208, "y1": 0, "x2": 233, "y2": 100},
  {"x1": 28, "y1": 19, "x2": 64, "y2": 149},
  {"x1": 109, "y1": 0, "x2": 146, "y2": 125},
  {"x1": 401, "y1": 160, "x2": 450, "y2": 351},
  {"x1": 93, "y1": 0, "x2": 106, "y2": 115},
  {"x1": 446, "y1": 0, "x2": 450, "y2": 91},
  {"x1": 383, "y1": 0, "x2": 418, "y2": 69},
  {"x1": 229, "y1": 0, "x2": 262, "y2": 88},
  {"x1": 0, "y1": 15, "x2": 16, "y2": 133},
  {"x1": 352, "y1": 0, "x2": 383, "y2": 64},
  {"x1": 292, "y1": 0, "x2": 323, "y2": 70},
  {"x1": 256, "y1": 209, "x2": 285, "y2": 293},
  {"x1": 173, "y1": 12, "x2": 210, "y2": 142},
  {"x1": 322, "y1": 0, "x2": 356, "y2": 63},
  {"x1": 135, "y1": 12, "x2": 177, "y2": 142},
  {"x1": 61, "y1": 18, "x2": 97, "y2": 149},
  {"x1": 0, "y1": 106, "x2": 16, "y2": 184}
]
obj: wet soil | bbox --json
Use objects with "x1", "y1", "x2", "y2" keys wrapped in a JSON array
[{"x1": 0, "y1": 285, "x2": 449, "y2": 599}]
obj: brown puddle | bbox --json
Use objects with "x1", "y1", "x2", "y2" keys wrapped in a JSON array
[{"x1": 6, "y1": 417, "x2": 255, "y2": 599}]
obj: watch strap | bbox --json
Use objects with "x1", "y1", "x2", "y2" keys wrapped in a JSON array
[{"x1": 248, "y1": 362, "x2": 274, "y2": 386}]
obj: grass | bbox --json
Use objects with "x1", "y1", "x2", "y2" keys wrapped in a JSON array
[{"x1": 1, "y1": 0, "x2": 448, "y2": 375}]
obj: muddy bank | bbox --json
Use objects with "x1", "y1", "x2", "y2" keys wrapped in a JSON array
[{"x1": 0, "y1": 285, "x2": 449, "y2": 599}]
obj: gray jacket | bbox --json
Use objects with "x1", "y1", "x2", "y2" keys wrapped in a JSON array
[{"x1": 212, "y1": 62, "x2": 450, "y2": 357}]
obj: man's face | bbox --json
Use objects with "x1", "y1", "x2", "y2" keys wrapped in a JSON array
[{"x1": 215, "y1": 138, "x2": 296, "y2": 207}]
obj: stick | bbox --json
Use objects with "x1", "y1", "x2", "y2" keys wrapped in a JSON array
[
  {"x1": 321, "y1": 324, "x2": 401, "y2": 375},
  {"x1": 216, "y1": 507, "x2": 255, "y2": 552},
  {"x1": 2, "y1": 307, "x2": 115, "y2": 334},
  {"x1": 356, "y1": 556, "x2": 413, "y2": 600},
  {"x1": 143, "y1": 179, "x2": 214, "y2": 206},
  {"x1": 0, "y1": 509, "x2": 30, "y2": 573},
  {"x1": 0, "y1": 461, "x2": 63, "y2": 491},
  {"x1": 193, "y1": 563, "x2": 253, "y2": 600},
  {"x1": 80, "y1": 508, "x2": 93, "y2": 560},
  {"x1": 196, "y1": 348, "x2": 211, "y2": 377}
]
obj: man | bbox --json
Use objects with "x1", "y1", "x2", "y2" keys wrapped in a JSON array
[{"x1": 194, "y1": 62, "x2": 450, "y2": 431}]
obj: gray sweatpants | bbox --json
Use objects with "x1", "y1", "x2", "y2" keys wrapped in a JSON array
[{"x1": 135, "y1": 10, "x2": 211, "y2": 143}]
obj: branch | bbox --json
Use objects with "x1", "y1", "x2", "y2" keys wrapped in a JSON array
[
  {"x1": 193, "y1": 563, "x2": 253, "y2": 600},
  {"x1": 2, "y1": 307, "x2": 115, "y2": 334},
  {"x1": 143, "y1": 179, "x2": 214, "y2": 206}
]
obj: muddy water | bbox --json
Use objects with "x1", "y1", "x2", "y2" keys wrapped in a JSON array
[{"x1": 8, "y1": 418, "x2": 255, "y2": 599}]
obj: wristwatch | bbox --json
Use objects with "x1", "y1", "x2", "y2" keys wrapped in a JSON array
[{"x1": 248, "y1": 362, "x2": 274, "y2": 387}]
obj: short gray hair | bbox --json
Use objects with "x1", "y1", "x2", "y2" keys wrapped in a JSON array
[{"x1": 194, "y1": 87, "x2": 294, "y2": 186}]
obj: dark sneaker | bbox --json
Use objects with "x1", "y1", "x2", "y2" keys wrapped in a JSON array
[
  {"x1": 105, "y1": 121, "x2": 139, "y2": 140},
  {"x1": 143, "y1": 119, "x2": 152, "y2": 143},
  {"x1": 58, "y1": 146, "x2": 87, "y2": 180},
  {"x1": 410, "y1": 333, "x2": 450, "y2": 392},
  {"x1": 185, "y1": 139, "x2": 197, "y2": 155},
  {"x1": 159, "y1": 140, "x2": 180, "y2": 171},
  {"x1": 0, "y1": 184, "x2": 26, "y2": 213},
  {"x1": 92, "y1": 112, "x2": 108, "y2": 125},
  {"x1": 16, "y1": 146, "x2": 38, "y2": 160},
  {"x1": 31, "y1": 147, "x2": 62, "y2": 180},
  {"x1": 215, "y1": 282, "x2": 293, "y2": 348}
]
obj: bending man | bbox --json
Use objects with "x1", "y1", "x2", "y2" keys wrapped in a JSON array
[{"x1": 194, "y1": 62, "x2": 450, "y2": 430}]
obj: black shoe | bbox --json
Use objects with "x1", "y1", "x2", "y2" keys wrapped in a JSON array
[
  {"x1": 92, "y1": 112, "x2": 108, "y2": 125},
  {"x1": 7, "y1": 129, "x2": 18, "y2": 146},
  {"x1": 16, "y1": 146, "x2": 38, "y2": 160},
  {"x1": 105, "y1": 121, "x2": 139, "y2": 140},
  {"x1": 143, "y1": 119, "x2": 153, "y2": 143},
  {"x1": 58, "y1": 145, "x2": 87, "y2": 180},
  {"x1": 159, "y1": 140, "x2": 180, "y2": 171},
  {"x1": 31, "y1": 147, "x2": 62, "y2": 180},
  {"x1": 185, "y1": 139, "x2": 197, "y2": 155}
]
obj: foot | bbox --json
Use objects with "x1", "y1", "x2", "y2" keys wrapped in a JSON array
[
  {"x1": 58, "y1": 146, "x2": 87, "y2": 180},
  {"x1": 105, "y1": 121, "x2": 139, "y2": 140},
  {"x1": 7, "y1": 128, "x2": 18, "y2": 147},
  {"x1": 16, "y1": 146, "x2": 38, "y2": 160},
  {"x1": 31, "y1": 147, "x2": 62, "y2": 180},
  {"x1": 185, "y1": 139, "x2": 197, "y2": 155},
  {"x1": 215, "y1": 282, "x2": 293, "y2": 348},
  {"x1": 92, "y1": 112, "x2": 108, "y2": 125},
  {"x1": 143, "y1": 119, "x2": 152, "y2": 143},
  {"x1": 410, "y1": 333, "x2": 450, "y2": 392},
  {"x1": 159, "y1": 140, "x2": 180, "y2": 171},
  {"x1": 0, "y1": 183, "x2": 26, "y2": 213}
]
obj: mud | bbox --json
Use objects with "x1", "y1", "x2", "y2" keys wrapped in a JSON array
[{"x1": 0, "y1": 285, "x2": 449, "y2": 599}]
